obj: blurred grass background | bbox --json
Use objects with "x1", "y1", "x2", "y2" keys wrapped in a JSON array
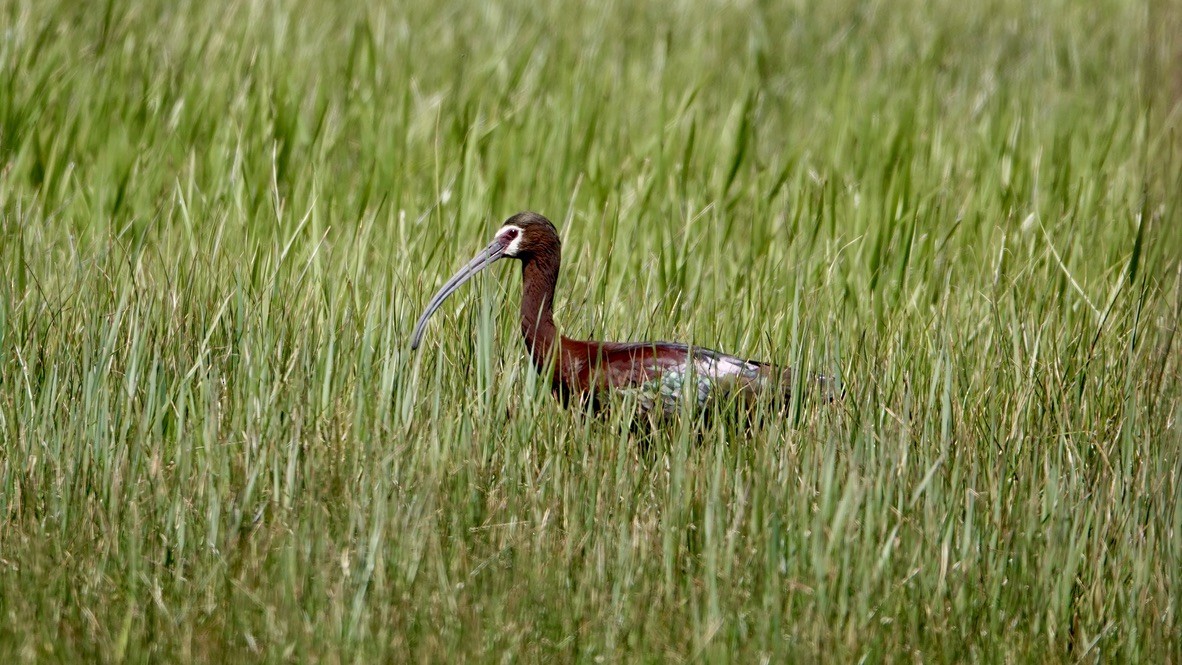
[{"x1": 1, "y1": 0, "x2": 1180, "y2": 660}]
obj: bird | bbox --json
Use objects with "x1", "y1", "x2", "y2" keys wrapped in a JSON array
[{"x1": 410, "y1": 211, "x2": 834, "y2": 416}]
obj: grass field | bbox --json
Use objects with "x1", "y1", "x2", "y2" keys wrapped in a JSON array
[{"x1": 2, "y1": 0, "x2": 1181, "y2": 661}]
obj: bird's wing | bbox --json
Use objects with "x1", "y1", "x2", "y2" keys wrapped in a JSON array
[{"x1": 592, "y1": 342, "x2": 773, "y2": 414}]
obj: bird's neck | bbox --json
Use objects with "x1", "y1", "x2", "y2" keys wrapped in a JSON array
[{"x1": 520, "y1": 252, "x2": 560, "y2": 373}]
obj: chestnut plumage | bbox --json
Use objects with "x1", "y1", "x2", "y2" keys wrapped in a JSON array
[{"x1": 410, "y1": 211, "x2": 833, "y2": 414}]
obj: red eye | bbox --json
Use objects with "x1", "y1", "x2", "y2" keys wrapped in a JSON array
[{"x1": 504, "y1": 229, "x2": 519, "y2": 240}]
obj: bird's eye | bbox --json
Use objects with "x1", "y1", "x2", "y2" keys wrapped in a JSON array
[{"x1": 504, "y1": 229, "x2": 519, "y2": 240}]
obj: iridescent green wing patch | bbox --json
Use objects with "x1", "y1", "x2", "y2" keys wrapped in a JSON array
[{"x1": 615, "y1": 367, "x2": 713, "y2": 416}]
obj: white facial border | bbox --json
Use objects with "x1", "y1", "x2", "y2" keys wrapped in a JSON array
[{"x1": 497, "y1": 224, "x2": 526, "y2": 256}]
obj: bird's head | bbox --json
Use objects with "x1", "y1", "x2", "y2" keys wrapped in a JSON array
[
  {"x1": 492, "y1": 211, "x2": 560, "y2": 261},
  {"x1": 409, "y1": 211, "x2": 559, "y2": 350}
]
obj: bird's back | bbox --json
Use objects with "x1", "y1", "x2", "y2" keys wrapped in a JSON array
[{"x1": 564, "y1": 340, "x2": 821, "y2": 416}]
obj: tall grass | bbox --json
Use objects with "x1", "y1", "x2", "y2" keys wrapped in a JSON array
[{"x1": 1, "y1": 0, "x2": 1179, "y2": 660}]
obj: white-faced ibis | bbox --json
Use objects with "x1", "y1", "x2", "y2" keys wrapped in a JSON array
[{"x1": 411, "y1": 212, "x2": 830, "y2": 415}]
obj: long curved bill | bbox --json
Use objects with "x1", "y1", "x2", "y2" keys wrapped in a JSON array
[{"x1": 410, "y1": 238, "x2": 508, "y2": 350}]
